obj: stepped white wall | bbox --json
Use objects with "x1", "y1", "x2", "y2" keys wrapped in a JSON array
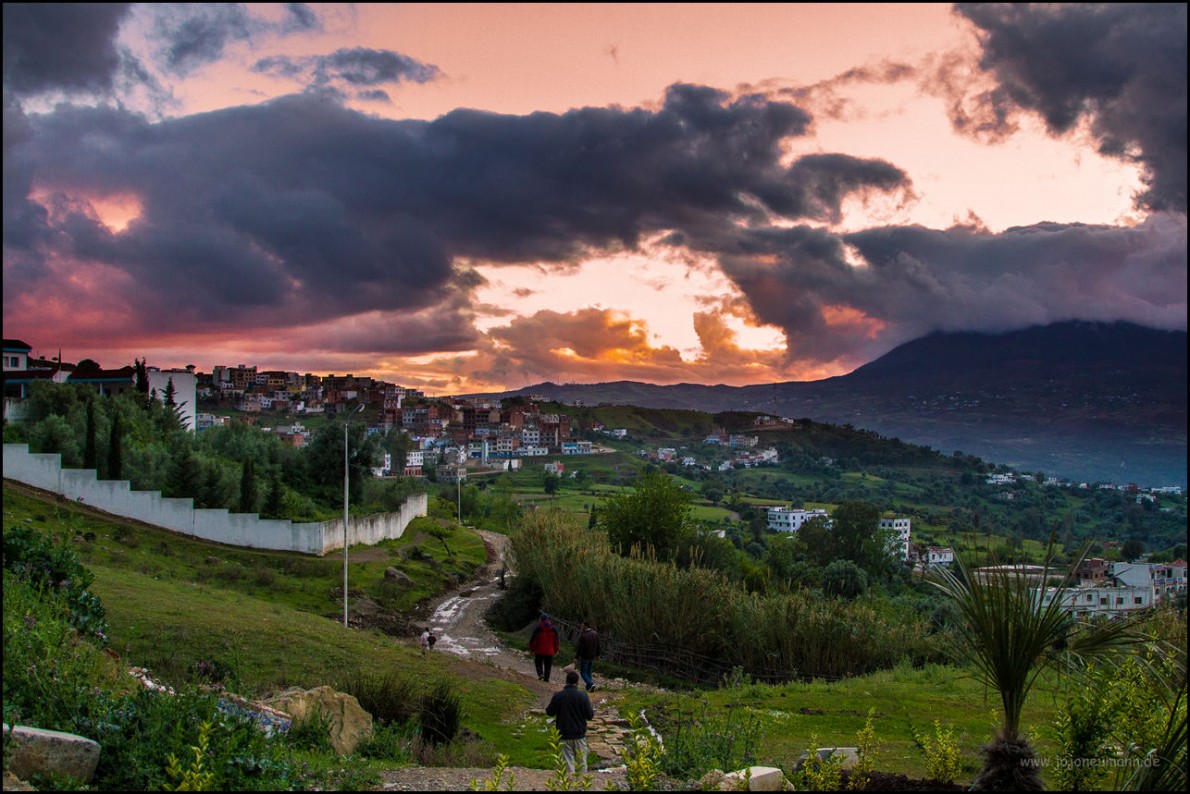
[{"x1": 3, "y1": 444, "x2": 426, "y2": 555}]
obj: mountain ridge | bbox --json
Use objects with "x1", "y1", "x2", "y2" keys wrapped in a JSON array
[{"x1": 471, "y1": 321, "x2": 1187, "y2": 486}]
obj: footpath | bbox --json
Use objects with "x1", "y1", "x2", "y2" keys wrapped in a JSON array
[{"x1": 378, "y1": 530, "x2": 640, "y2": 790}]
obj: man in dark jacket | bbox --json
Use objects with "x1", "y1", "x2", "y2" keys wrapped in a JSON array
[
  {"x1": 545, "y1": 671, "x2": 595, "y2": 773},
  {"x1": 576, "y1": 621, "x2": 601, "y2": 692},
  {"x1": 528, "y1": 613, "x2": 561, "y2": 682}
]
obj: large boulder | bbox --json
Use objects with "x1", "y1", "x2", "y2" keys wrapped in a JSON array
[
  {"x1": 3, "y1": 724, "x2": 101, "y2": 784},
  {"x1": 263, "y1": 686, "x2": 372, "y2": 755}
]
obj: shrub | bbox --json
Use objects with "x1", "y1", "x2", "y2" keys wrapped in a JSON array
[
  {"x1": 356, "y1": 721, "x2": 415, "y2": 762},
  {"x1": 3, "y1": 524, "x2": 108, "y2": 643},
  {"x1": 285, "y1": 709, "x2": 336, "y2": 754},
  {"x1": 338, "y1": 670, "x2": 421, "y2": 726},
  {"x1": 655, "y1": 695, "x2": 764, "y2": 780},
  {"x1": 912, "y1": 720, "x2": 962, "y2": 784},
  {"x1": 418, "y1": 679, "x2": 464, "y2": 746},
  {"x1": 794, "y1": 735, "x2": 844, "y2": 791},
  {"x1": 622, "y1": 712, "x2": 663, "y2": 791}
]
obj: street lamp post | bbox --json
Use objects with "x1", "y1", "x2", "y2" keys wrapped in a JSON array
[{"x1": 343, "y1": 402, "x2": 365, "y2": 628}]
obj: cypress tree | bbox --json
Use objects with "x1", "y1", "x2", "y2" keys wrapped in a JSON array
[
  {"x1": 108, "y1": 413, "x2": 123, "y2": 480},
  {"x1": 263, "y1": 473, "x2": 285, "y2": 519},
  {"x1": 83, "y1": 399, "x2": 97, "y2": 470},
  {"x1": 239, "y1": 458, "x2": 258, "y2": 514}
]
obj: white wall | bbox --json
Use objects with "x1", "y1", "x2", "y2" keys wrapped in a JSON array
[{"x1": 4, "y1": 444, "x2": 426, "y2": 555}]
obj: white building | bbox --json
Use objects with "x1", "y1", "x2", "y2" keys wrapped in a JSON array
[
  {"x1": 880, "y1": 516, "x2": 912, "y2": 560},
  {"x1": 926, "y1": 547, "x2": 955, "y2": 568},
  {"x1": 767, "y1": 507, "x2": 830, "y2": 533}
]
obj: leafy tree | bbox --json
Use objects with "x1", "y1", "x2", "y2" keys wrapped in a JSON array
[
  {"x1": 543, "y1": 473, "x2": 560, "y2": 496},
  {"x1": 30, "y1": 415, "x2": 81, "y2": 467},
  {"x1": 1120, "y1": 539, "x2": 1145, "y2": 561},
  {"x1": 832, "y1": 501, "x2": 885, "y2": 573},
  {"x1": 303, "y1": 420, "x2": 377, "y2": 503},
  {"x1": 822, "y1": 559, "x2": 868, "y2": 600},
  {"x1": 600, "y1": 469, "x2": 693, "y2": 559}
]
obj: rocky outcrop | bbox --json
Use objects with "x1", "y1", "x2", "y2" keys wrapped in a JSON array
[
  {"x1": 3, "y1": 723, "x2": 101, "y2": 784},
  {"x1": 263, "y1": 686, "x2": 372, "y2": 755}
]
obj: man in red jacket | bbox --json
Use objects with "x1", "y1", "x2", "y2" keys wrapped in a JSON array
[{"x1": 529, "y1": 613, "x2": 561, "y2": 682}]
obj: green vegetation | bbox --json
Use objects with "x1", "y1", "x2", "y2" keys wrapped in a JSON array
[
  {"x1": 4, "y1": 389, "x2": 1186, "y2": 790},
  {"x1": 509, "y1": 511, "x2": 937, "y2": 682}
]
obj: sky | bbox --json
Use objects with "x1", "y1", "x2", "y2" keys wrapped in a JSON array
[{"x1": 3, "y1": 3, "x2": 1186, "y2": 395}]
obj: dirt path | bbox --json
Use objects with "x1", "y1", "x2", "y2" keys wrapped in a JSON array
[{"x1": 378, "y1": 530, "x2": 634, "y2": 791}]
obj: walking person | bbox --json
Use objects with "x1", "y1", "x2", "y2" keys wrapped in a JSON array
[
  {"x1": 529, "y1": 613, "x2": 561, "y2": 682},
  {"x1": 419, "y1": 628, "x2": 434, "y2": 654},
  {"x1": 576, "y1": 620, "x2": 601, "y2": 692},
  {"x1": 546, "y1": 671, "x2": 595, "y2": 774}
]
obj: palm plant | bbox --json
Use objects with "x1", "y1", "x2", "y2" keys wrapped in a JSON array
[{"x1": 929, "y1": 540, "x2": 1147, "y2": 790}]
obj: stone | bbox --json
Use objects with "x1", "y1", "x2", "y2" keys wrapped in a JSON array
[
  {"x1": 383, "y1": 567, "x2": 412, "y2": 585},
  {"x1": 723, "y1": 766, "x2": 789, "y2": 791},
  {"x1": 262, "y1": 686, "x2": 372, "y2": 756},
  {"x1": 794, "y1": 746, "x2": 860, "y2": 770},
  {"x1": 3, "y1": 724, "x2": 101, "y2": 784}
]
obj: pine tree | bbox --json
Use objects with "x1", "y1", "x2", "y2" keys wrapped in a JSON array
[{"x1": 164, "y1": 377, "x2": 177, "y2": 407}]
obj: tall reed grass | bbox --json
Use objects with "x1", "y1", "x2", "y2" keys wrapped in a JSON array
[{"x1": 509, "y1": 512, "x2": 935, "y2": 681}]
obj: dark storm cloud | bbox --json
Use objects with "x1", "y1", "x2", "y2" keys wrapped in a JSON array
[
  {"x1": 253, "y1": 47, "x2": 442, "y2": 95},
  {"x1": 954, "y1": 3, "x2": 1188, "y2": 212},
  {"x1": 720, "y1": 214, "x2": 1187, "y2": 367},
  {"x1": 2, "y1": 4, "x2": 133, "y2": 97},
  {"x1": 5, "y1": 85, "x2": 908, "y2": 337}
]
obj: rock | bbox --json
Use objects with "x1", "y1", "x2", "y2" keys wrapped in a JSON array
[
  {"x1": 262, "y1": 686, "x2": 372, "y2": 755},
  {"x1": 794, "y1": 746, "x2": 860, "y2": 770},
  {"x1": 695, "y1": 769, "x2": 729, "y2": 790},
  {"x1": 3, "y1": 723, "x2": 101, "y2": 784},
  {"x1": 723, "y1": 766, "x2": 789, "y2": 791},
  {"x1": 3, "y1": 771, "x2": 36, "y2": 791},
  {"x1": 384, "y1": 567, "x2": 412, "y2": 585}
]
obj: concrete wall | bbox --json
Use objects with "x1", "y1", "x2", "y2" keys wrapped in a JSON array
[{"x1": 3, "y1": 444, "x2": 426, "y2": 556}]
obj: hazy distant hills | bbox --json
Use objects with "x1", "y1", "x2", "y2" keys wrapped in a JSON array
[{"x1": 486, "y1": 322, "x2": 1187, "y2": 486}]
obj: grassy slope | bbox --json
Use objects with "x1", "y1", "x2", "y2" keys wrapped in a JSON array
[{"x1": 4, "y1": 481, "x2": 1073, "y2": 784}]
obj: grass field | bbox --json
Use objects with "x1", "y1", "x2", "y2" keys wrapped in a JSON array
[{"x1": 1, "y1": 481, "x2": 1149, "y2": 786}]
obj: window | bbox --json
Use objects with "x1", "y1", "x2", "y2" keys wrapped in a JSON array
[{"x1": 1134, "y1": 597, "x2": 1143, "y2": 605}]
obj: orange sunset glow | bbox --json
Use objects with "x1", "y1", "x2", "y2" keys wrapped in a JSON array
[{"x1": 3, "y1": 4, "x2": 1185, "y2": 394}]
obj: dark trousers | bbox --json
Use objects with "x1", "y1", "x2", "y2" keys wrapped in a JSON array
[{"x1": 534, "y1": 654, "x2": 555, "y2": 682}]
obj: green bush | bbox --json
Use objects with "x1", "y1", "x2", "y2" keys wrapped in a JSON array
[
  {"x1": 285, "y1": 709, "x2": 336, "y2": 754},
  {"x1": 356, "y1": 721, "x2": 415, "y2": 762},
  {"x1": 655, "y1": 694, "x2": 764, "y2": 780},
  {"x1": 418, "y1": 679, "x2": 464, "y2": 746},
  {"x1": 3, "y1": 524, "x2": 108, "y2": 643},
  {"x1": 483, "y1": 576, "x2": 543, "y2": 632},
  {"x1": 2, "y1": 577, "x2": 120, "y2": 732},
  {"x1": 338, "y1": 670, "x2": 421, "y2": 726},
  {"x1": 912, "y1": 720, "x2": 962, "y2": 784}
]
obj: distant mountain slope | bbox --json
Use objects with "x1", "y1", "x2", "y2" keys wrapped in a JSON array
[{"x1": 482, "y1": 322, "x2": 1187, "y2": 485}]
